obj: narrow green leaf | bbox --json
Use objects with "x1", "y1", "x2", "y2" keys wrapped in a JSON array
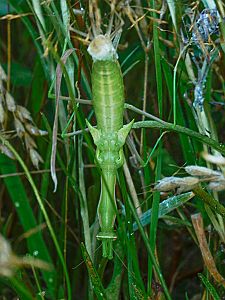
[
  {"x1": 80, "y1": 243, "x2": 106, "y2": 300},
  {"x1": 198, "y1": 273, "x2": 220, "y2": 300},
  {"x1": 0, "y1": 154, "x2": 56, "y2": 296},
  {"x1": 133, "y1": 192, "x2": 194, "y2": 231}
]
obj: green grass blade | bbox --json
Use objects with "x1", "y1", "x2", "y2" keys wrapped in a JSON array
[
  {"x1": 80, "y1": 243, "x2": 106, "y2": 300},
  {"x1": 126, "y1": 190, "x2": 172, "y2": 299},
  {"x1": 0, "y1": 138, "x2": 72, "y2": 300},
  {"x1": 133, "y1": 192, "x2": 194, "y2": 231},
  {"x1": 1, "y1": 276, "x2": 34, "y2": 300},
  {"x1": 0, "y1": 154, "x2": 56, "y2": 295},
  {"x1": 132, "y1": 121, "x2": 225, "y2": 155},
  {"x1": 148, "y1": 0, "x2": 163, "y2": 289},
  {"x1": 198, "y1": 273, "x2": 220, "y2": 300},
  {"x1": 118, "y1": 170, "x2": 146, "y2": 295},
  {"x1": 78, "y1": 136, "x2": 92, "y2": 257}
]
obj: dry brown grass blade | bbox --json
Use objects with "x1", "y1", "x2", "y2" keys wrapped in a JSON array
[
  {"x1": 50, "y1": 49, "x2": 75, "y2": 192},
  {"x1": 0, "y1": 13, "x2": 32, "y2": 21},
  {"x1": 191, "y1": 213, "x2": 225, "y2": 287}
]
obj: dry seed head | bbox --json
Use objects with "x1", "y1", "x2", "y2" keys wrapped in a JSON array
[
  {"x1": 0, "y1": 234, "x2": 51, "y2": 277},
  {"x1": 16, "y1": 105, "x2": 32, "y2": 122},
  {"x1": 173, "y1": 177, "x2": 200, "y2": 194},
  {"x1": 173, "y1": 177, "x2": 200, "y2": 186},
  {"x1": 29, "y1": 148, "x2": 43, "y2": 169},
  {"x1": 211, "y1": 174, "x2": 225, "y2": 182},
  {"x1": 185, "y1": 165, "x2": 221, "y2": 177},
  {"x1": 25, "y1": 123, "x2": 42, "y2": 136},
  {"x1": 0, "y1": 67, "x2": 45, "y2": 169},
  {"x1": 176, "y1": 184, "x2": 198, "y2": 194},
  {"x1": 0, "y1": 144, "x2": 15, "y2": 160},
  {"x1": 24, "y1": 133, "x2": 37, "y2": 150},
  {"x1": 25, "y1": 123, "x2": 47, "y2": 136},
  {"x1": 0, "y1": 234, "x2": 14, "y2": 277},
  {"x1": 153, "y1": 176, "x2": 180, "y2": 192},
  {"x1": 38, "y1": 129, "x2": 48, "y2": 136},
  {"x1": 202, "y1": 152, "x2": 225, "y2": 166},
  {"x1": 0, "y1": 81, "x2": 3, "y2": 95},
  {"x1": 154, "y1": 176, "x2": 200, "y2": 193},
  {"x1": 0, "y1": 89, "x2": 4, "y2": 103},
  {"x1": 5, "y1": 92, "x2": 16, "y2": 112},
  {"x1": 208, "y1": 180, "x2": 225, "y2": 192},
  {"x1": 0, "y1": 102, "x2": 5, "y2": 123},
  {"x1": 87, "y1": 35, "x2": 117, "y2": 61},
  {"x1": 14, "y1": 117, "x2": 25, "y2": 137},
  {"x1": 0, "y1": 65, "x2": 7, "y2": 81}
]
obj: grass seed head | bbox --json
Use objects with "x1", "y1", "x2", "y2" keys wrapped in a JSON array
[
  {"x1": 153, "y1": 176, "x2": 180, "y2": 192},
  {"x1": 29, "y1": 148, "x2": 44, "y2": 169},
  {"x1": 185, "y1": 165, "x2": 221, "y2": 177},
  {"x1": 154, "y1": 176, "x2": 200, "y2": 194},
  {"x1": 0, "y1": 102, "x2": 5, "y2": 123},
  {"x1": 0, "y1": 234, "x2": 51, "y2": 277},
  {"x1": 5, "y1": 92, "x2": 16, "y2": 112},
  {"x1": 0, "y1": 144, "x2": 15, "y2": 160},
  {"x1": 208, "y1": 180, "x2": 225, "y2": 192},
  {"x1": 0, "y1": 235, "x2": 14, "y2": 277},
  {"x1": 14, "y1": 117, "x2": 25, "y2": 138},
  {"x1": 0, "y1": 65, "x2": 7, "y2": 81},
  {"x1": 202, "y1": 152, "x2": 225, "y2": 166},
  {"x1": 25, "y1": 123, "x2": 43, "y2": 136},
  {"x1": 16, "y1": 105, "x2": 33, "y2": 122},
  {"x1": 24, "y1": 133, "x2": 37, "y2": 150}
]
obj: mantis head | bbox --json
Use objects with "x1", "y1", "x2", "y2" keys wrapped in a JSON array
[{"x1": 87, "y1": 35, "x2": 118, "y2": 61}]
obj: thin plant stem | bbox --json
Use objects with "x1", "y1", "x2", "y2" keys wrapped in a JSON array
[{"x1": 132, "y1": 121, "x2": 225, "y2": 156}]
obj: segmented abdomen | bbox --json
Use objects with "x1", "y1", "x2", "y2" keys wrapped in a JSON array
[{"x1": 92, "y1": 60, "x2": 124, "y2": 132}]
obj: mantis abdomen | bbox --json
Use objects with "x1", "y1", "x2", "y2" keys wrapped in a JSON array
[{"x1": 92, "y1": 60, "x2": 124, "y2": 132}]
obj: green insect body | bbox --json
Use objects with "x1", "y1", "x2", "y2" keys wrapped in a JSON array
[
  {"x1": 92, "y1": 60, "x2": 124, "y2": 131},
  {"x1": 86, "y1": 35, "x2": 133, "y2": 259}
]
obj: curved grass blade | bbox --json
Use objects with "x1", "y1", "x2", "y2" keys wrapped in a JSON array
[
  {"x1": 133, "y1": 192, "x2": 194, "y2": 231},
  {"x1": 132, "y1": 121, "x2": 225, "y2": 156},
  {"x1": 50, "y1": 48, "x2": 75, "y2": 192},
  {"x1": 78, "y1": 135, "x2": 92, "y2": 257},
  {"x1": 161, "y1": 56, "x2": 197, "y2": 164}
]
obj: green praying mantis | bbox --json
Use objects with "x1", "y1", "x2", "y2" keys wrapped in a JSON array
[
  {"x1": 86, "y1": 34, "x2": 134, "y2": 259},
  {"x1": 50, "y1": 4, "x2": 136, "y2": 259}
]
